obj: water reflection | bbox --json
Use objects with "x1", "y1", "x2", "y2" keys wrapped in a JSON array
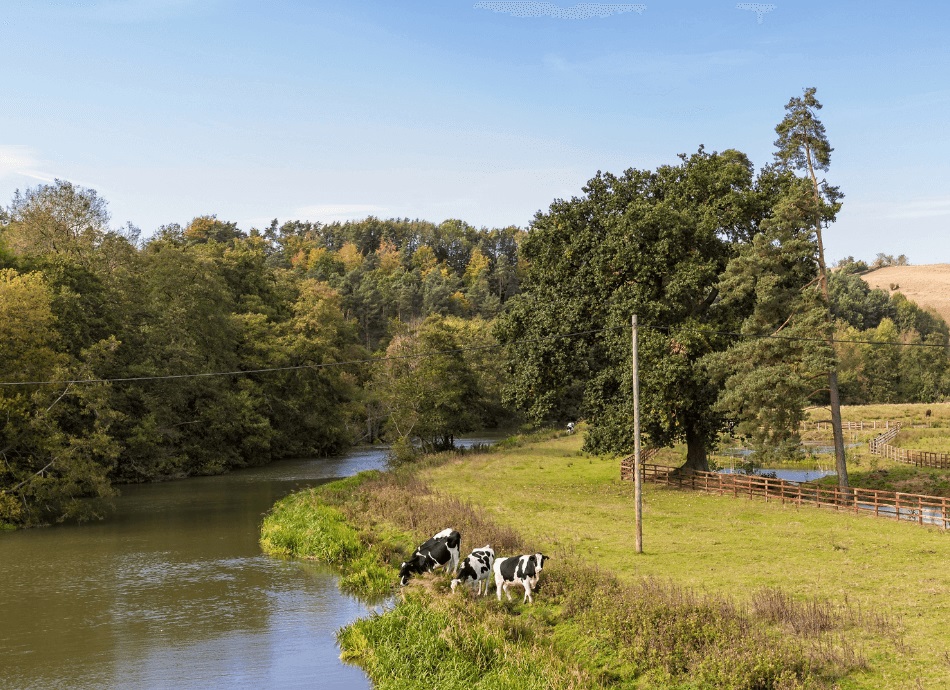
[
  {"x1": 0, "y1": 451, "x2": 384, "y2": 690},
  {"x1": 717, "y1": 467, "x2": 838, "y2": 483},
  {"x1": 0, "y1": 435, "x2": 504, "y2": 689}
]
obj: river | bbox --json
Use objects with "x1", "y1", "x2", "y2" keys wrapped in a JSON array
[{"x1": 0, "y1": 444, "x2": 409, "y2": 689}]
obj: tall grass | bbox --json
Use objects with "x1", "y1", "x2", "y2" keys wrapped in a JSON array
[{"x1": 265, "y1": 453, "x2": 885, "y2": 688}]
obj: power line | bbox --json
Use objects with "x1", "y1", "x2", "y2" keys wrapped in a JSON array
[
  {"x1": 643, "y1": 324, "x2": 949, "y2": 349},
  {"x1": 0, "y1": 327, "x2": 621, "y2": 387},
  {"x1": 0, "y1": 322, "x2": 945, "y2": 388}
]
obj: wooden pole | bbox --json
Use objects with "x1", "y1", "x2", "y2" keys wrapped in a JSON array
[{"x1": 632, "y1": 314, "x2": 643, "y2": 554}]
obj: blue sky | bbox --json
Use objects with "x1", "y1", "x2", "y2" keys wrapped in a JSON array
[{"x1": 2, "y1": 0, "x2": 949, "y2": 262}]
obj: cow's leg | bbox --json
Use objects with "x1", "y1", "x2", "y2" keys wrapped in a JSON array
[
  {"x1": 522, "y1": 581, "x2": 533, "y2": 604},
  {"x1": 496, "y1": 579, "x2": 504, "y2": 601}
]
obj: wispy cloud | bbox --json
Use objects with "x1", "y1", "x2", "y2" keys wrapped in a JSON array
[
  {"x1": 293, "y1": 204, "x2": 389, "y2": 223},
  {"x1": 0, "y1": 146, "x2": 57, "y2": 183},
  {"x1": 887, "y1": 198, "x2": 950, "y2": 220},
  {"x1": 474, "y1": 2, "x2": 645, "y2": 19},
  {"x1": 43, "y1": 0, "x2": 215, "y2": 24},
  {"x1": 736, "y1": 3, "x2": 777, "y2": 25},
  {"x1": 846, "y1": 197, "x2": 950, "y2": 221}
]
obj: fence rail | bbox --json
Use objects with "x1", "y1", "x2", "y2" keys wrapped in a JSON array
[
  {"x1": 619, "y1": 448, "x2": 659, "y2": 482},
  {"x1": 868, "y1": 422, "x2": 950, "y2": 469},
  {"x1": 632, "y1": 463, "x2": 950, "y2": 529},
  {"x1": 799, "y1": 420, "x2": 896, "y2": 431}
]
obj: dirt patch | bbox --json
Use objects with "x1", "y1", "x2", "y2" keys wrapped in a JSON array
[{"x1": 862, "y1": 264, "x2": 950, "y2": 324}]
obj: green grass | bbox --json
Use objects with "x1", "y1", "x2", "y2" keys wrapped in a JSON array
[
  {"x1": 800, "y1": 402, "x2": 950, "y2": 490},
  {"x1": 260, "y1": 471, "x2": 410, "y2": 600},
  {"x1": 338, "y1": 592, "x2": 587, "y2": 690},
  {"x1": 806, "y1": 402, "x2": 950, "y2": 427},
  {"x1": 422, "y1": 433, "x2": 950, "y2": 689},
  {"x1": 262, "y1": 436, "x2": 872, "y2": 688},
  {"x1": 260, "y1": 417, "x2": 950, "y2": 688},
  {"x1": 892, "y1": 428, "x2": 950, "y2": 454}
]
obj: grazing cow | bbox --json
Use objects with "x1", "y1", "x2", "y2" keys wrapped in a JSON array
[
  {"x1": 566, "y1": 421, "x2": 575, "y2": 434},
  {"x1": 494, "y1": 553, "x2": 549, "y2": 604},
  {"x1": 398, "y1": 528, "x2": 461, "y2": 586},
  {"x1": 450, "y1": 546, "x2": 495, "y2": 595}
]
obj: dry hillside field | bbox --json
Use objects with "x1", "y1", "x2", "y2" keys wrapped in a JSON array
[{"x1": 862, "y1": 263, "x2": 950, "y2": 324}]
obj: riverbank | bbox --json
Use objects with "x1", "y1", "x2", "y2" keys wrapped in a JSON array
[
  {"x1": 260, "y1": 431, "x2": 949, "y2": 688},
  {"x1": 1, "y1": 452, "x2": 384, "y2": 689}
]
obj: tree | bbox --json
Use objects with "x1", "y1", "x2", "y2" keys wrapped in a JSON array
[
  {"x1": 498, "y1": 148, "x2": 772, "y2": 469},
  {"x1": 0, "y1": 269, "x2": 118, "y2": 525},
  {"x1": 183, "y1": 215, "x2": 245, "y2": 244},
  {"x1": 375, "y1": 316, "x2": 480, "y2": 453},
  {"x1": 773, "y1": 87, "x2": 849, "y2": 488},
  {"x1": 704, "y1": 177, "x2": 836, "y2": 461},
  {"x1": 2, "y1": 180, "x2": 110, "y2": 266}
]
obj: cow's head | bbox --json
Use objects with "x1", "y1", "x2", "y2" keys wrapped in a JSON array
[{"x1": 398, "y1": 555, "x2": 425, "y2": 586}]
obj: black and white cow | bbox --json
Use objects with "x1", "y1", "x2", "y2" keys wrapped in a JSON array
[
  {"x1": 450, "y1": 545, "x2": 495, "y2": 595},
  {"x1": 493, "y1": 553, "x2": 549, "y2": 604},
  {"x1": 398, "y1": 528, "x2": 461, "y2": 586}
]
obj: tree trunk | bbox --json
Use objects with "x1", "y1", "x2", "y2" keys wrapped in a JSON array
[
  {"x1": 828, "y1": 370, "x2": 850, "y2": 488},
  {"x1": 681, "y1": 426, "x2": 709, "y2": 472},
  {"x1": 806, "y1": 147, "x2": 849, "y2": 490}
]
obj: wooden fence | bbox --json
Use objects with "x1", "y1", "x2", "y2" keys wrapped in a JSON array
[
  {"x1": 619, "y1": 448, "x2": 659, "y2": 482},
  {"x1": 868, "y1": 423, "x2": 902, "y2": 453},
  {"x1": 868, "y1": 423, "x2": 950, "y2": 469},
  {"x1": 871, "y1": 442, "x2": 950, "y2": 469},
  {"x1": 634, "y1": 463, "x2": 950, "y2": 529},
  {"x1": 799, "y1": 420, "x2": 896, "y2": 432}
]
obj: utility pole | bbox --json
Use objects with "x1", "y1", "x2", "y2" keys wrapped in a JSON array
[{"x1": 632, "y1": 314, "x2": 643, "y2": 553}]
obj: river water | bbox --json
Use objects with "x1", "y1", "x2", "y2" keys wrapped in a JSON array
[{"x1": 0, "y1": 446, "x2": 396, "y2": 689}]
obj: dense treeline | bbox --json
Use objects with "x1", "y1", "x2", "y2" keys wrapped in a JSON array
[
  {"x1": 4, "y1": 97, "x2": 950, "y2": 524},
  {"x1": 829, "y1": 266, "x2": 949, "y2": 404},
  {"x1": 496, "y1": 91, "x2": 950, "y2": 466},
  {"x1": 0, "y1": 181, "x2": 520, "y2": 525}
]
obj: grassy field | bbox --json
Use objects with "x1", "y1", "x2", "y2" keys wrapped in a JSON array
[
  {"x1": 806, "y1": 402, "x2": 950, "y2": 429},
  {"x1": 422, "y1": 432, "x2": 950, "y2": 689},
  {"x1": 862, "y1": 264, "x2": 950, "y2": 324},
  {"x1": 801, "y1": 403, "x2": 950, "y2": 494}
]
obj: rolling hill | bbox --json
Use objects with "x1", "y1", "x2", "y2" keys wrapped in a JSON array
[{"x1": 862, "y1": 264, "x2": 950, "y2": 325}]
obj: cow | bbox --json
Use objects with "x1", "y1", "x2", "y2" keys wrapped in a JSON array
[
  {"x1": 398, "y1": 528, "x2": 461, "y2": 586},
  {"x1": 450, "y1": 545, "x2": 495, "y2": 595},
  {"x1": 566, "y1": 421, "x2": 575, "y2": 434},
  {"x1": 493, "y1": 553, "x2": 549, "y2": 604}
]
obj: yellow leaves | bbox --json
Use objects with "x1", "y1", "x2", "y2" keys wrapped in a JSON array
[
  {"x1": 450, "y1": 291, "x2": 470, "y2": 313},
  {"x1": 338, "y1": 242, "x2": 364, "y2": 271},
  {"x1": 305, "y1": 246, "x2": 328, "y2": 271},
  {"x1": 413, "y1": 246, "x2": 438, "y2": 277},
  {"x1": 290, "y1": 279, "x2": 347, "y2": 345},
  {"x1": 376, "y1": 239, "x2": 402, "y2": 275},
  {"x1": 0, "y1": 269, "x2": 62, "y2": 382},
  {"x1": 464, "y1": 248, "x2": 490, "y2": 284}
]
